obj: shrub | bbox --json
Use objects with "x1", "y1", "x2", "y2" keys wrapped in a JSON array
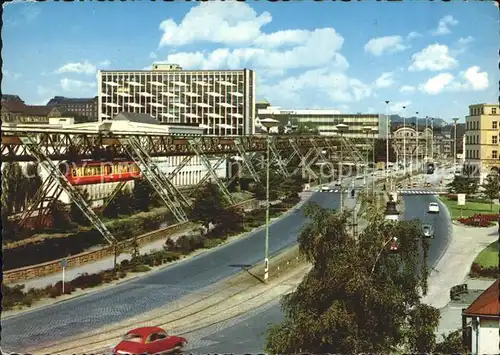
[
  {"x1": 204, "y1": 238, "x2": 224, "y2": 249},
  {"x1": 70, "y1": 272, "x2": 103, "y2": 289},
  {"x1": 130, "y1": 264, "x2": 151, "y2": 273},
  {"x1": 470, "y1": 262, "x2": 499, "y2": 278}
]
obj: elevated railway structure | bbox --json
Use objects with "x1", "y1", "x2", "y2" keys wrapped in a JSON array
[{"x1": 2, "y1": 124, "x2": 368, "y2": 245}]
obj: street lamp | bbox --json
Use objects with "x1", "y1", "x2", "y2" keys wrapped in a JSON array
[
  {"x1": 371, "y1": 127, "x2": 377, "y2": 195},
  {"x1": 363, "y1": 127, "x2": 373, "y2": 194},
  {"x1": 336, "y1": 123, "x2": 349, "y2": 212},
  {"x1": 452, "y1": 117, "x2": 459, "y2": 172},
  {"x1": 431, "y1": 117, "x2": 435, "y2": 161},
  {"x1": 260, "y1": 117, "x2": 280, "y2": 283},
  {"x1": 415, "y1": 111, "x2": 419, "y2": 173},
  {"x1": 385, "y1": 101, "x2": 390, "y2": 185},
  {"x1": 425, "y1": 116, "x2": 429, "y2": 163},
  {"x1": 402, "y1": 105, "x2": 407, "y2": 177}
]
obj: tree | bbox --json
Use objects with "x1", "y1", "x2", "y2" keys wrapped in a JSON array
[
  {"x1": 266, "y1": 203, "x2": 439, "y2": 354},
  {"x1": 278, "y1": 176, "x2": 303, "y2": 200},
  {"x1": 103, "y1": 188, "x2": 134, "y2": 218},
  {"x1": 190, "y1": 183, "x2": 226, "y2": 229},
  {"x1": 50, "y1": 200, "x2": 70, "y2": 231},
  {"x1": 2, "y1": 162, "x2": 28, "y2": 214},
  {"x1": 277, "y1": 125, "x2": 285, "y2": 135},
  {"x1": 133, "y1": 179, "x2": 155, "y2": 212},
  {"x1": 26, "y1": 163, "x2": 42, "y2": 203},
  {"x1": 447, "y1": 174, "x2": 478, "y2": 195},
  {"x1": 70, "y1": 188, "x2": 91, "y2": 226},
  {"x1": 434, "y1": 329, "x2": 469, "y2": 354},
  {"x1": 481, "y1": 173, "x2": 500, "y2": 211}
]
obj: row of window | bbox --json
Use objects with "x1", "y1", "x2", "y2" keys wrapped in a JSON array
[
  {"x1": 466, "y1": 135, "x2": 499, "y2": 145},
  {"x1": 70, "y1": 164, "x2": 140, "y2": 177},
  {"x1": 466, "y1": 150, "x2": 498, "y2": 159},
  {"x1": 469, "y1": 107, "x2": 498, "y2": 116},
  {"x1": 466, "y1": 120, "x2": 498, "y2": 130}
]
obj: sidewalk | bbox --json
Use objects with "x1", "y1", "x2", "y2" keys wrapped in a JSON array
[{"x1": 421, "y1": 223, "x2": 498, "y2": 309}]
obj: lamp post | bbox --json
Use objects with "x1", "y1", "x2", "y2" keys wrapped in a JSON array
[
  {"x1": 425, "y1": 116, "x2": 429, "y2": 163},
  {"x1": 385, "y1": 101, "x2": 390, "y2": 185},
  {"x1": 363, "y1": 127, "x2": 373, "y2": 194},
  {"x1": 452, "y1": 117, "x2": 459, "y2": 172},
  {"x1": 260, "y1": 117, "x2": 280, "y2": 283},
  {"x1": 402, "y1": 105, "x2": 407, "y2": 177},
  {"x1": 431, "y1": 117, "x2": 435, "y2": 161},
  {"x1": 371, "y1": 127, "x2": 377, "y2": 195},
  {"x1": 415, "y1": 111, "x2": 419, "y2": 173},
  {"x1": 336, "y1": 123, "x2": 349, "y2": 212}
]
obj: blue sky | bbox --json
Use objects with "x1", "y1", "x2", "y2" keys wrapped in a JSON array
[{"x1": 3, "y1": 0, "x2": 498, "y2": 122}]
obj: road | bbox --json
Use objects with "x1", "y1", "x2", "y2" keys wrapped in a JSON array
[
  {"x1": 3, "y1": 189, "x2": 343, "y2": 352},
  {"x1": 183, "y1": 193, "x2": 453, "y2": 354}
]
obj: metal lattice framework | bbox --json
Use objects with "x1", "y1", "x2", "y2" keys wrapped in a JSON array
[{"x1": 2, "y1": 126, "x2": 369, "y2": 244}]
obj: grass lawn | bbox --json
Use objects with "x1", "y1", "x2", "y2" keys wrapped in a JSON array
[
  {"x1": 439, "y1": 196, "x2": 496, "y2": 219},
  {"x1": 474, "y1": 241, "x2": 499, "y2": 268}
]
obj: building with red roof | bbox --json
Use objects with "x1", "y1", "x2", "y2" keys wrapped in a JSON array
[{"x1": 462, "y1": 279, "x2": 499, "y2": 354}]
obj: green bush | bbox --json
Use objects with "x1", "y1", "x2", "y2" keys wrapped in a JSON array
[
  {"x1": 204, "y1": 238, "x2": 225, "y2": 249},
  {"x1": 130, "y1": 264, "x2": 151, "y2": 273}
]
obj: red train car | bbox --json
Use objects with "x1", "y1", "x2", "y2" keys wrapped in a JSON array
[{"x1": 59, "y1": 160, "x2": 142, "y2": 185}]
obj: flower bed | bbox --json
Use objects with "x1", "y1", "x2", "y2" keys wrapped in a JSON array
[
  {"x1": 457, "y1": 213, "x2": 499, "y2": 227},
  {"x1": 469, "y1": 262, "x2": 499, "y2": 279}
]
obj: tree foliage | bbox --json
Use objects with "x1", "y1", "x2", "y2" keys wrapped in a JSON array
[
  {"x1": 103, "y1": 188, "x2": 134, "y2": 218},
  {"x1": 266, "y1": 203, "x2": 440, "y2": 354},
  {"x1": 447, "y1": 174, "x2": 478, "y2": 194},
  {"x1": 189, "y1": 183, "x2": 226, "y2": 228},
  {"x1": 70, "y1": 188, "x2": 91, "y2": 226},
  {"x1": 133, "y1": 179, "x2": 155, "y2": 212},
  {"x1": 481, "y1": 173, "x2": 500, "y2": 210},
  {"x1": 434, "y1": 329, "x2": 469, "y2": 354}
]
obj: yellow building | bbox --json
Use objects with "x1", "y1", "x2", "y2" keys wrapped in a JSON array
[{"x1": 464, "y1": 103, "x2": 500, "y2": 182}]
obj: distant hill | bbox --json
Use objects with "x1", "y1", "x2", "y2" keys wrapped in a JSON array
[{"x1": 389, "y1": 115, "x2": 448, "y2": 127}]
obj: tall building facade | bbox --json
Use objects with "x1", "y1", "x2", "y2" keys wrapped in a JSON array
[
  {"x1": 464, "y1": 103, "x2": 500, "y2": 182},
  {"x1": 98, "y1": 64, "x2": 256, "y2": 136},
  {"x1": 256, "y1": 105, "x2": 383, "y2": 138},
  {"x1": 47, "y1": 96, "x2": 98, "y2": 122}
]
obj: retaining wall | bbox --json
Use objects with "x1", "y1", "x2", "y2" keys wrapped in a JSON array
[{"x1": 4, "y1": 198, "x2": 256, "y2": 284}]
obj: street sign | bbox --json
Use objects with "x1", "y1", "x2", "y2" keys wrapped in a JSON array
[
  {"x1": 457, "y1": 194, "x2": 466, "y2": 206},
  {"x1": 60, "y1": 258, "x2": 68, "y2": 268}
]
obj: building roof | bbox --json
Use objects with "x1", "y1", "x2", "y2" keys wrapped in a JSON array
[
  {"x1": 463, "y1": 280, "x2": 500, "y2": 318},
  {"x1": 113, "y1": 112, "x2": 159, "y2": 125},
  {"x1": 2, "y1": 100, "x2": 52, "y2": 116},
  {"x1": 2, "y1": 94, "x2": 24, "y2": 103},
  {"x1": 47, "y1": 96, "x2": 97, "y2": 106}
]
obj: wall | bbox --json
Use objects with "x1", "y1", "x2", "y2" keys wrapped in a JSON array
[
  {"x1": 3, "y1": 198, "x2": 256, "y2": 284},
  {"x1": 478, "y1": 318, "x2": 499, "y2": 355}
]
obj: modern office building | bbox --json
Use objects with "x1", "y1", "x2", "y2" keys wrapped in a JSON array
[
  {"x1": 464, "y1": 103, "x2": 500, "y2": 182},
  {"x1": 47, "y1": 96, "x2": 99, "y2": 122},
  {"x1": 98, "y1": 64, "x2": 256, "y2": 136},
  {"x1": 256, "y1": 105, "x2": 385, "y2": 139}
]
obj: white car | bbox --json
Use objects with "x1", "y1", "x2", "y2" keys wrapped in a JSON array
[{"x1": 428, "y1": 202, "x2": 440, "y2": 214}]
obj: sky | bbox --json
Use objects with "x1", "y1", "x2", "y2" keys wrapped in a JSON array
[{"x1": 2, "y1": 0, "x2": 499, "y2": 122}]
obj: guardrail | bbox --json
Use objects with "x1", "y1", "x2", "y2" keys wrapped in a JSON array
[{"x1": 3, "y1": 198, "x2": 257, "y2": 284}]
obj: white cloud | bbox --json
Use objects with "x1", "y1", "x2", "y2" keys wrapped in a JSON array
[
  {"x1": 400, "y1": 85, "x2": 416, "y2": 94},
  {"x1": 99, "y1": 60, "x2": 111, "y2": 67},
  {"x1": 462, "y1": 66, "x2": 489, "y2": 90},
  {"x1": 158, "y1": 1, "x2": 272, "y2": 47},
  {"x1": 407, "y1": 32, "x2": 421, "y2": 40},
  {"x1": 452, "y1": 36, "x2": 475, "y2": 55},
  {"x1": 388, "y1": 101, "x2": 412, "y2": 114},
  {"x1": 373, "y1": 72, "x2": 395, "y2": 89},
  {"x1": 408, "y1": 44, "x2": 458, "y2": 72},
  {"x1": 36, "y1": 85, "x2": 52, "y2": 96},
  {"x1": 149, "y1": 52, "x2": 157, "y2": 60},
  {"x1": 258, "y1": 67, "x2": 372, "y2": 107},
  {"x1": 60, "y1": 78, "x2": 96, "y2": 92},
  {"x1": 364, "y1": 36, "x2": 409, "y2": 56},
  {"x1": 417, "y1": 66, "x2": 488, "y2": 95},
  {"x1": 432, "y1": 15, "x2": 458, "y2": 36},
  {"x1": 56, "y1": 61, "x2": 97, "y2": 75},
  {"x1": 156, "y1": 29, "x2": 347, "y2": 72}
]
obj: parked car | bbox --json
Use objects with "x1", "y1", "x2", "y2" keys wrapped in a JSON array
[
  {"x1": 112, "y1": 327, "x2": 187, "y2": 355},
  {"x1": 422, "y1": 224, "x2": 434, "y2": 238},
  {"x1": 428, "y1": 202, "x2": 440, "y2": 214}
]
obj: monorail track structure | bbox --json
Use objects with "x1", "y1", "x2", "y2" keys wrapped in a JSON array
[{"x1": 2, "y1": 125, "x2": 369, "y2": 245}]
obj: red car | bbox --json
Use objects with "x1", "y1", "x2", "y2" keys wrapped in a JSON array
[
  {"x1": 112, "y1": 326, "x2": 187, "y2": 355},
  {"x1": 389, "y1": 237, "x2": 399, "y2": 252}
]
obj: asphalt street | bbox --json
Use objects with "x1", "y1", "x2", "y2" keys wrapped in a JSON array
[
  {"x1": 2, "y1": 189, "x2": 342, "y2": 352},
  {"x1": 184, "y1": 192, "x2": 453, "y2": 354}
]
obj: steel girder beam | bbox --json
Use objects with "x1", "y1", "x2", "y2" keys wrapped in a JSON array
[
  {"x1": 2, "y1": 129, "x2": 335, "y2": 163},
  {"x1": 17, "y1": 135, "x2": 116, "y2": 244},
  {"x1": 101, "y1": 181, "x2": 128, "y2": 210},
  {"x1": 13, "y1": 175, "x2": 63, "y2": 231},
  {"x1": 188, "y1": 138, "x2": 235, "y2": 205},
  {"x1": 234, "y1": 139, "x2": 261, "y2": 183},
  {"x1": 120, "y1": 137, "x2": 189, "y2": 223},
  {"x1": 289, "y1": 139, "x2": 317, "y2": 177},
  {"x1": 268, "y1": 138, "x2": 289, "y2": 177},
  {"x1": 188, "y1": 155, "x2": 229, "y2": 197}
]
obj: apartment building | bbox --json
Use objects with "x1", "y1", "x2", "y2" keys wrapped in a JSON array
[
  {"x1": 464, "y1": 103, "x2": 500, "y2": 181},
  {"x1": 98, "y1": 64, "x2": 256, "y2": 136},
  {"x1": 47, "y1": 96, "x2": 99, "y2": 122},
  {"x1": 256, "y1": 105, "x2": 384, "y2": 139}
]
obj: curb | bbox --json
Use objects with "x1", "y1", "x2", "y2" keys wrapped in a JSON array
[{"x1": 431, "y1": 197, "x2": 454, "y2": 268}]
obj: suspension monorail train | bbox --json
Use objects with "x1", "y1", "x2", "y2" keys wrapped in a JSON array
[{"x1": 59, "y1": 160, "x2": 142, "y2": 185}]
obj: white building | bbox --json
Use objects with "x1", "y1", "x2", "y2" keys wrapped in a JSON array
[
  {"x1": 256, "y1": 104, "x2": 385, "y2": 138},
  {"x1": 98, "y1": 64, "x2": 256, "y2": 136},
  {"x1": 462, "y1": 280, "x2": 499, "y2": 355}
]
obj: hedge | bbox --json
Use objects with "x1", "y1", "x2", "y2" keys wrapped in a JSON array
[{"x1": 469, "y1": 262, "x2": 499, "y2": 279}]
